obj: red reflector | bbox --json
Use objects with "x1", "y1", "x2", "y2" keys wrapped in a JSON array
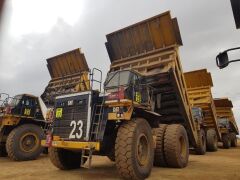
[{"x1": 46, "y1": 134, "x2": 52, "y2": 147}]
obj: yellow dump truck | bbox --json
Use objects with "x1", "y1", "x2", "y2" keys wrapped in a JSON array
[
  {"x1": 184, "y1": 69, "x2": 221, "y2": 153},
  {"x1": 0, "y1": 93, "x2": 47, "y2": 160},
  {"x1": 41, "y1": 48, "x2": 90, "y2": 108},
  {"x1": 43, "y1": 12, "x2": 204, "y2": 179},
  {"x1": 214, "y1": 98, "x2": 239, "y2": 148}
]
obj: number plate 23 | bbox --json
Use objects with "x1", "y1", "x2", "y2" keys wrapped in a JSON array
[{"x1": 69, "y1": 120, "x2": 84, "y2": 139}]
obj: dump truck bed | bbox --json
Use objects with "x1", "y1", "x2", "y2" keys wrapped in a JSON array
[
  {"x1": 184, "y1": 69, "x2": 221, "y2": 140},
  {"x1": 41, "y1": 49, "x2": 90, "y2": 106},
  {"x1": 214, "y1": 98, "x2": 239, "y2": 135},
  {"x1": 105, "y1": 11, "x2": 198, "y2": 147}
]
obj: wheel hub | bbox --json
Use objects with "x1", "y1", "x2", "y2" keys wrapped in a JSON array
[
  {"x1": 20, "y1": 133, "x2": 39, "y2": 153},
  {"x1": 136, "y1": 133, "x2": 149, "y2": 166}
]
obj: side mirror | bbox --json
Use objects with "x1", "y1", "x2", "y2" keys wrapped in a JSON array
[
  {"x1": 216, "y1": 52, "x2": 229, "y2": 69},
  {"x1": 216, "y1": 47, "x2": 240, "y2": 69}
]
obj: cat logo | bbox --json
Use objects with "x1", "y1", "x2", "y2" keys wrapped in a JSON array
[{"x1": 24, "y1": 108, "x2": 31, "y2": 116}]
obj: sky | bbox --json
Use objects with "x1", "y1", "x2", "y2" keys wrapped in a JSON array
[{"x1": 0, "y1": 0, "x2": 239, "y2": 129}]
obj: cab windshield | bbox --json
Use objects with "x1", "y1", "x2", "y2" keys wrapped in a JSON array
[
  {"x1": 104, "y1": 71, "x2": 132, "y2": 89},
  {"x1": 218, "y1": 118, "x2": 229, "y2": 126},
  {"x1": 9, "y1": 95, "x2": 22, "y2": 107}
]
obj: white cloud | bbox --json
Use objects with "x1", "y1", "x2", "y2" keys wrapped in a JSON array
[{"x1": 10, "y1": 0, "x2": 86, "y2": 37}]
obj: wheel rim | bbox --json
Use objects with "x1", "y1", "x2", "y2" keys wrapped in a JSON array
[
  {"x1": 19, "y1": 132, "x2": 39, "y2": 153},
  {"x1": 179, "y1": 136, "x2": 187, "y2": 158},
  {"x1": 136, "y1": 133, "x2": 149, "y2": 166}
]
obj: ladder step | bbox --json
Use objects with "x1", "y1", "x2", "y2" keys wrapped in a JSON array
[{"x1": 83, "y1": 155, "x2": 89, "y2": 158}]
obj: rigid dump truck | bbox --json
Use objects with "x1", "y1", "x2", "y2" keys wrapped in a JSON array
[
  {"x1": 0, "y1": 93, "x2": 46, "y2": 160},
  {"x1": 43, "y1": 12, "x2": 203, "y2": 180},
  {"x1": 41, "y1": 48, "x2": 90, "y2": 108},
  {"x1": 184, "y1": 69, "x2": 221, "y2": 153},
  {"x1": 214, "y1": 98, "x2": 239, "y2": 148}
]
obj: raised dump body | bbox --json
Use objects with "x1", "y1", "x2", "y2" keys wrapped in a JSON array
[
  {"x1": 41, "y1": 49, "x2": 90, "y2": 106},
  {"x1": 184, "y1": 69, "x2": 221, "y2": 139},
  {"x1": 214, "y1": 98, "x2": 239, "y2": 135},
  {"x1": 105, "y1": 11, "x2": 198, "y2": 147}
]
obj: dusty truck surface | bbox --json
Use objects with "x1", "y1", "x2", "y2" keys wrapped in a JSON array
[
  {"x1": 43, "y1": 11, "x2": 203, "y2": 180},
  {"x1": 214, "y1": 98, "x2": 239, "y2": 148},
  {"x1": 184, "y1": 69, "x2": 221, "y2": 153},
  {"x1": 0, "y1": 93, "x2": 46, "y2": 160}
]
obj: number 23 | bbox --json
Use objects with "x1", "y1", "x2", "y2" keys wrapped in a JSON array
[{"x1": 69, "y1": 120, "x2": 83, "y2": 139}]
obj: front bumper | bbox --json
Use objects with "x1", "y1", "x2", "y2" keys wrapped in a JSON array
[{"x1": 41, "y1": 140, "x2": 100, "y2": 151}]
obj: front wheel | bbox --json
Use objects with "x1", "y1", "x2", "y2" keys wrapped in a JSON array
[
  {"x1": 0, "y1": 143, "x2": 7, "y2": 157},
  {"x1": 6, "y1": 124, "x2": 44, "y2": 161},
  {"x1": 115, "y1": 118, "x2": 154, "y2": 180},
  {"x1": 206, "y1": 129, "x2": 218, "y2": 152},
  {"x1": 49, "y1": 147, "x2": 84, "y2": 170},
  {"x1": 195, "y1": 129, "x2": 206, "y2": 155}
]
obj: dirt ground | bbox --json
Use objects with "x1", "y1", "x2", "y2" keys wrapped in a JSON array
[{"x1": 0, "y1": 143, "x2": 240, "y2": 180}]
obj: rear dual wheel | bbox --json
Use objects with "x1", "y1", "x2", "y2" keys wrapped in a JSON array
[
  {"x1": 163, "y1": 124, "x2": 189, "y2": 168},
  {"x1": 153, "y1": 124, "x2": 168, "y2": 167},
  {"x1": 153, "y1": 124, "x2": 189, "y2": 168}
]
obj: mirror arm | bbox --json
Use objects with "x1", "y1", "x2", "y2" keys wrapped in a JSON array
[
  {"x1": 223, "y1": 47, "x2": 240, "y2": 53},
  {"x1": 229, "y1": 59, "x2": 240, "y2": 63}
]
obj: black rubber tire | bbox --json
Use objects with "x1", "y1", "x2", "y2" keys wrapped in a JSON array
[
  {"x1": 154, "y1": 124, "x2": 168, "y2": 167},
  {"x1": 115, "y1": 118, "x2": 154, "y2": 180},
  {"x1": 0, "y1": 144, "x2": 7, "y2": 157},
  {"x1": 229, "y1": 132, "x2": 238, "y2": 147},
  {"x1": 6, "y1": 124, "x2": 44, "y2": 161},
  {"x1": 107, "y1": 146, "x2": 115, "y2": 162},
  {"x1": 164, "y1": 124, "x2": 189, "y2": 168},
  {"x1": 49, "y1": 147, "x2": 84, "y2": 170},
  {"x1": 195, "y1": 129, "x2": 207, "y2": 155},
  {"x1": 222, "y1": 134, "x2": 231, "y2": 149},
  {"x1": 42, "y1": 147, "x2": 49, "y2": 154},
  {"x1": 206, "y1": 129, "x2": 218, "y2": 152}
]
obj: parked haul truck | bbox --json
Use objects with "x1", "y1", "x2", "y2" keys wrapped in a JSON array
[
  {"x1": 214, "y1": 98, "x2": 239, "y2": 148},
  {"x1": 0, "y1": 93, "x2": 46, "y2": 160},
  {"x1": 43, "y1": 11, "x2": 204, "y2": 179},
  {"x1": 184, "y1": 69, "x2": 221, "y2": 153}
]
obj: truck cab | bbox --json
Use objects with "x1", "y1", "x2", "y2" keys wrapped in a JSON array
[
  {"x1": 104, "y1": 70, "x2": 153, "y2": 120},
  {"x1": 1, "y1": 94, "x2": 44, "y2": 119}
]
